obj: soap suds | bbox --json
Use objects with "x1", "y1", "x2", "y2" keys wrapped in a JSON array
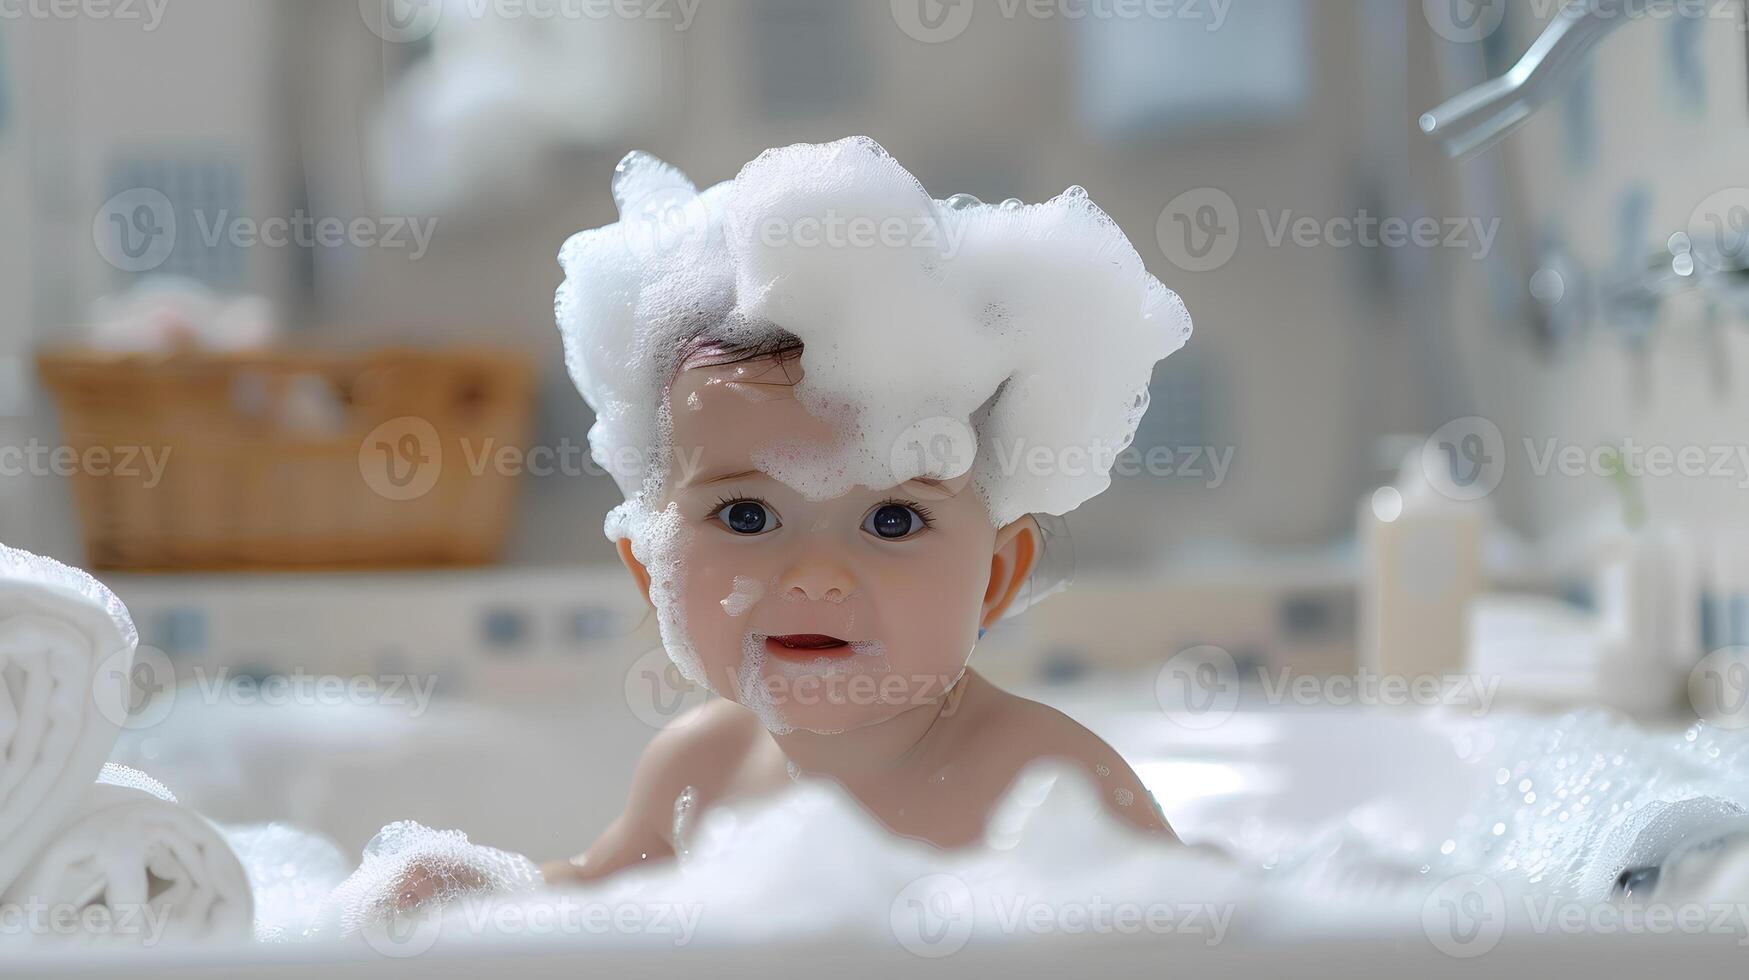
[{"x1": 719, "y1": 575, "x2": 763, "y2": 617}]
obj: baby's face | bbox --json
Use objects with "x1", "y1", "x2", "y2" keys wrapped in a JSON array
[{"x1": 654, "y1": 355, "x2": 1001, "y2": 733}]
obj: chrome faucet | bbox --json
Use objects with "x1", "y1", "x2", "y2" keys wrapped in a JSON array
[{"x1": 1420, "y1": 0, "x2": 1688, "y2": 158}]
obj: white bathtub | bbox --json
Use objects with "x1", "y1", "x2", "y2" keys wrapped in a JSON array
[{"x1": 17, "y1": 657, "x2": 1749, "y2": 978}]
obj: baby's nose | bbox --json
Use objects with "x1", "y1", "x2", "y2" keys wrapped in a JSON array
[{"x1": 778, "y1": 552, "x2": 855, "y2": 603}]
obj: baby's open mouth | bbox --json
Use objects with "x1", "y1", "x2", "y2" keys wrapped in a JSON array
[{"x1": 765, "y1": 633, "x2": 853, "y2": 657}]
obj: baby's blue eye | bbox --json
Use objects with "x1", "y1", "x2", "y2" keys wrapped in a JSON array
[
  {"x1": 862, "y1": 503, "x2": 926, "y2": 540},
  {"x1": 716, "y1": 500, "x2": 779, "y2": 535}
]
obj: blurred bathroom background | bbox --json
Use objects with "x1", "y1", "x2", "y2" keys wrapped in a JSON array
[{"x1": 2, "y1": 0, "x2": 1748, "y2": 746}]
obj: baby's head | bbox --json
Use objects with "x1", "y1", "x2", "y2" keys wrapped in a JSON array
[
  {"x1": 556, "y1": 137, "x2": 1190, "y2": 734},
  {"x1": 613, "y1": 332, "x2": 1043, "y2": 733}
]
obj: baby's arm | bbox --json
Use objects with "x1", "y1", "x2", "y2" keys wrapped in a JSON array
[
  {"x1": 387, "y1": 728, "x2": 689, "y2": 913},
  {"x1": 542, "y1": 699, "x2": 756, "y2": 884},
  {"x1": 1053, "y1": 722, "x2": 1179, "y2": 841}
]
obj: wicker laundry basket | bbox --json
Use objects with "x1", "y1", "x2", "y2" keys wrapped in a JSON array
[{"x1": 36, "y1": 347, "x2": 536, "y2": 571}]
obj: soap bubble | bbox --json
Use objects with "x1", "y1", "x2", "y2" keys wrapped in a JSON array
[{"x1": 1370, "y1": 485, "x2": 1404, "y2": 523}]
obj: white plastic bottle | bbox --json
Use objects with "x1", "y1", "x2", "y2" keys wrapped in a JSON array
[{"x1": 1361, "y1": 451, "x2": 1488, "y2": 683}]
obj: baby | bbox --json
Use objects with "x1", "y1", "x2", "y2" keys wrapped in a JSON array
[
  {"x1": 537, "y1": 136, "x2": 1192, "y2": 884},
  {"x1": 397, "y1": 137, "x2": 1192, "y2": 907},
  {"x1": 544, "y1": 341, "x2": 1172, "y2": 883}
]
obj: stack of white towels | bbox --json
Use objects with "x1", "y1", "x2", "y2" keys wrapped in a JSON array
[{"x1": 0, "y1": 544, "x2": 252, "y2": 946}]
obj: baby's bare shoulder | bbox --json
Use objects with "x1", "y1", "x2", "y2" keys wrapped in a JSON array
[
  {"x1": 963, "y1": 687, "x2": 1112, "y2": 765},
  {"x1": 627, "y1": 698, "x2": 769, "y2": 818},
  {"x1": 959, "y1": 682, "x2": 1176, "y2": 839}
]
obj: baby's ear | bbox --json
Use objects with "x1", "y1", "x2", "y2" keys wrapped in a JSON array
[
  {"x1": 616, "y1": 538, "x2": 654, "y2": 608},
  {"x1": 980, "y1": 516, "x2": 1041, "y2": 629}
]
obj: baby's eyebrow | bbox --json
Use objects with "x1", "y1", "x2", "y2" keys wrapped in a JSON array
[
  {"x1": 899, "y1": 475, "x2": 964, "y2": 499},
  {"x1": 678, "y1": 468, "x2": 962, "y2": 494},
  {"x1": 680, "y1": 467, "x2": 765, "y2": 490}
]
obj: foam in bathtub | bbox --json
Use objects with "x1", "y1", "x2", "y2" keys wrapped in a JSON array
[
  {"x1": 310, "y1": 819, "x2": 543, "y2": 940},
  {"x1": 222, "y1": 822, "x2": 352, "y2": 942},
  {"x1": 393, "y1": 760, "x2": 1401, "y2": 952}
]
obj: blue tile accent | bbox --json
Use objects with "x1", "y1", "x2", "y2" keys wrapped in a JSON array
[
  {"x1": 1667, "y1": 16, "x2": 1707, "y2": 115},
  {"x1": 157, "y1": 608, "x2": 208, "y2": 658},
  {"x1": 482, "y1": 607, "x2": 529, "y2": 653},
  {"x1": 566, "y1": 606, "x2": 616, "y2": 645}
]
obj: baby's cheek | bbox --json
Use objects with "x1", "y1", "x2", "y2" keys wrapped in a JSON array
[
  {"x1": 872, "y1": 546, "x2": 985, "y2": 669},
  {"x1": 678, "y1": 545, "x2": 760, "y2": 669}
]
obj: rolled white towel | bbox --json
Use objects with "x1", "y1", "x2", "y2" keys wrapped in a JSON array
[
  {"x1": 1, "y1": 764, "x2": 253, "y2": 944},
  {"x1": 0, "y1": 545, "x2": 134, "y2": 891}
]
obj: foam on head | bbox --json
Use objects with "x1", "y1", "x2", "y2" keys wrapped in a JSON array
[{"x1": 556, "y1": 136, "x2": 1191, "y2": 530}]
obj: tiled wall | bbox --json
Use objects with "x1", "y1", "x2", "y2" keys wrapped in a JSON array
[{"x1": 1437, "y1": 6, "x2": 1749, "y2": 540}]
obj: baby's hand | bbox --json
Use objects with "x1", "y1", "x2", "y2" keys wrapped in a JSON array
[
  {"x1": 314, "y1": 821, "x2": 543, "y2": 937},
  {"x1": 389, "y1": 856, "x2": 491, "y2": 913}
]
